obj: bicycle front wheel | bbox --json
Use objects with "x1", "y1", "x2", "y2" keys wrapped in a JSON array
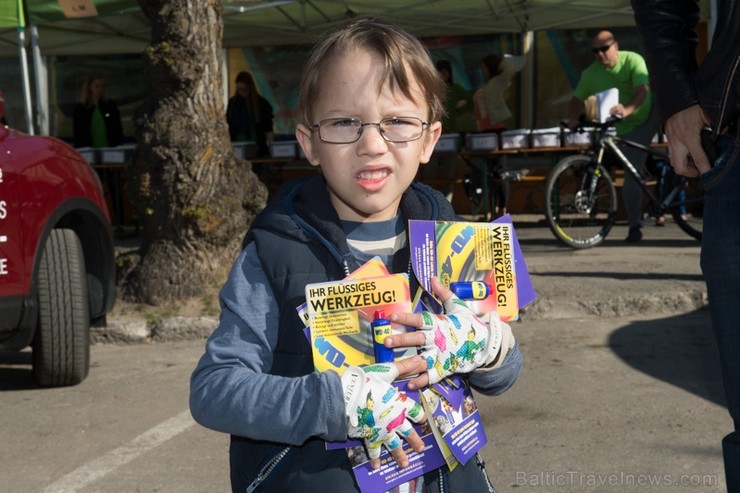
[{"x1": 545, "y1": 155, "x2": 618, "y2": 248}]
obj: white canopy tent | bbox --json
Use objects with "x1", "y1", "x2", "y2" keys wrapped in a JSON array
[
  {"x1": 2, "y1": 0, "x2": 709, "y2": 57},
  {"x1": 0, "y1": 0, "x2": 713, "y2": 134}
]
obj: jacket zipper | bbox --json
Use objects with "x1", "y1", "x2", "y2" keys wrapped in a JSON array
[
  {"x1": 476, "y1": 452, "x2": 497, "y2": 493},
  {"x1": 715, "y1": 53, "x2": 740, "y2": 137},
  {"x1": 245, "y1": 446, "x2": 292, "y2": 493}
]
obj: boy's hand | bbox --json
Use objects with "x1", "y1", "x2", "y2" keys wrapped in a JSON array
[
  {"x1": 388, "y1": 277, "x2": 504, "y2": 388},
  {"x1": 340, "y1": 363, "x2": 426, "y2": 470}
]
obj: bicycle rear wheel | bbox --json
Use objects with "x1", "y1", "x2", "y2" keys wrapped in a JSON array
[
  {"x1": 545, "y1": 155, "x2": 618, "y2": 248},
  {"x1": 668, "y1": 174, "x2": 704, "y2": 240}
]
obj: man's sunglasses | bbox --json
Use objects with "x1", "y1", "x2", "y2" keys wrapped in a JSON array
[{"x1": 592, "y1": 43, "x2": 613, "y2": 54}]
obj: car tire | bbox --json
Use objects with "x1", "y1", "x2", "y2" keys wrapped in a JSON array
[{"x1": 33, "y1": 229, "x2": 90, "y2": 386}]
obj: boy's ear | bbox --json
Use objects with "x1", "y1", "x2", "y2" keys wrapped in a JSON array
[
  {"x1": 419, "y1": 121, "x2": 443, "y2": 164},
  {"x1": 296, "y1": 124, "x2": 320, "y2": 167}
]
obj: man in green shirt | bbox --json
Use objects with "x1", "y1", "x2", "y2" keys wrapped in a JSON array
[{"x1": 568, "y1": 31, "x2": 658, "y2": 243}]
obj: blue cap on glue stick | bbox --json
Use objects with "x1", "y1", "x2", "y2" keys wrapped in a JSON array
[{"x1": 449, "y1": 281, "x2": 492, "y2": 300}]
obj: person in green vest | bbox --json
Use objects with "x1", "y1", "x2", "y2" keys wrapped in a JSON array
[
  {"x1": 567, "y1": 31, "x2": 658, "y2": 243},
  {"x1": 73, "y1": 75, "x2": 125, "y2": 234},
  {"x1": 73, "y1": 75, "x2": 123, "y2": 149}
]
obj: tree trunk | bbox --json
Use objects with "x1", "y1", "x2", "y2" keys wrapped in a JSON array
[{"x1": 122, "y1": 0, "x2": 267, "y2": 304}]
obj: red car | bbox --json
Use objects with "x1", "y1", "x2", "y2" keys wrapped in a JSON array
[{"x1": 0, "y1": 125, "x2": 116, "y2": 386}]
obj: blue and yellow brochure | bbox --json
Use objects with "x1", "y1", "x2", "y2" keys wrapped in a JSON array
[
  {"x1": 304, "y1": 273, "x2": 415, "y2": 373},
  {"x1": 408, "y1": 214, "x2": 536, "y2": 321}
]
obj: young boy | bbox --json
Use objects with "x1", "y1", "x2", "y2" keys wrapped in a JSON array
[{"x1": 190, "y1": 17, "x2": 522, "y2": 493}]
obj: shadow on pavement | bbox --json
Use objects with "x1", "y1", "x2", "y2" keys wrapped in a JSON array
[
  {"x1": 0, "y1": 351, "x2": 38, "y2": 391},
  {"x1": 609, "y1": 307, "x2": 726, "y2": 407},
  {"x1": 535, "y1": 270, "x2": 703, "y2": 282},
  {"x1": 519, "y1": 236, "x2": 702, "y2": 249}
]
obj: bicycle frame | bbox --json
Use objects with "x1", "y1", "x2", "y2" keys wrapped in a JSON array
[
  {"x1": 598, "y1": 135, "x2": 700, "y2": 217},
  {"x1": 545, "y1": 120, "x2": 704, "y2": 248},
  {"x1": 599, "y1": 136, "x2": 663, "y2": 203}
]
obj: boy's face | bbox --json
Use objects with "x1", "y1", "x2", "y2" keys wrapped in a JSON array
[{"x1": 296, "y1": 48, "x2": 441, "y2": 222}]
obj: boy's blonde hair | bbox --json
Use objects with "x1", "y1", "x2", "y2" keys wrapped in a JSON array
[{"x1": 298, "y1": 17, "x2": 446, "y2": 126}]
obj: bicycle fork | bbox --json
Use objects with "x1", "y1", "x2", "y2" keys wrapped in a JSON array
[{"x1": 574, "y1": 161, "x2": 603, "y2": 215}]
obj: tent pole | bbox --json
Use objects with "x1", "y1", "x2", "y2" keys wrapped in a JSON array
[
  {"x1": 521, "y1": 30, "x2": 535, "y2": 128},
  {"x1": 30, "y1": 24, "x2": 48, "y2": 135},
  {"x1": 17, "y1": 25, "x2": 34, "y2": 135}
]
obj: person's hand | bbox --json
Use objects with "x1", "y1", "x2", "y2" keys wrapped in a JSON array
[
  {"x1": 609, "y1": 103, "x2": 630, "y2": 119},
  {"x1": 664, "y1": 104, "x2": 712, "y2": 177},
  {"x1": 341, "y1": 363, "x2": 426, "y2": 470},
  {"x1": 388, "y1": 277, "x2": 505, "y2": 389}
]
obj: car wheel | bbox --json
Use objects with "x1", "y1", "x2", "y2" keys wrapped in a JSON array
[{"x1": 33, "y1": 229, "x2": 90, "y2": 386}]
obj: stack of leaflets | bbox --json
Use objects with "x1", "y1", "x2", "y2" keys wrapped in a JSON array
[
  {"x1": 298, "y1": 259, "x2": 448, "y2": 491},
  {"x1": 298, "y1": 216, "x2": 536, "y2": 492}
]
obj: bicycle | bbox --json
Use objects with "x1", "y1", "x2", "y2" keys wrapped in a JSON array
[
  {"x1": 462, "y1": 160, "x2": 512, "y2": 217},
  {"x1": 544, "y1": 119, "x2": 704, "y2": 248},
  {"x1": 462, "y1": 153, "x2": 529, "y2": 220}
]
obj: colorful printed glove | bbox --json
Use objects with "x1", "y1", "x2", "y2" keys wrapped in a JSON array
[
  {"x1": 340, "y1": 364, "x2": 425, "y2": 461},
  {"x1": 418, "y1": 295, "x2": 504, "y2": 384}
]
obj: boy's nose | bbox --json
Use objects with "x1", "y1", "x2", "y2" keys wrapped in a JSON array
[{"x1": 356, "y1": 123, "x2": 389, "y2": 152}]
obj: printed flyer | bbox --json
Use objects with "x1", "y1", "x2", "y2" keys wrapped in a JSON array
[
  {"x1": 408, "y1": 214, "x2": 536, "y2": 321},
  {"x1": 297, "y1": 257, "x2": 389, "y2": 330},
  {"x1": 420, "y1": 375, "x2": 487, "y2": 465},
  {"x1": 343, "y1": 380, "x2": 447, "y2": 492},
  {"x1": 304, "y1": 273, "x2": 415, "y2": 373}
]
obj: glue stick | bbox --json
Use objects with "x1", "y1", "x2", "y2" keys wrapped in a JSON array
[
  {"x1": 449, "y1": 281, "x2": 492, "y2": 300},
  {"x1": 371, "y1": 310, "x2": 394, "y2": 363}
]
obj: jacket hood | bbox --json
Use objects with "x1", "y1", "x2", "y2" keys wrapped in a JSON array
[{"x1": 247, "y1": 176, "x2": 456, "y2": 276}]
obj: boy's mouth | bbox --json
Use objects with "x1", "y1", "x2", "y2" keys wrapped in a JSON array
[{"x1": 357, "y1": 169, "x2": 390, "y2": 181}]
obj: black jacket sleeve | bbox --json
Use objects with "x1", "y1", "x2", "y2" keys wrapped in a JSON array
[
  {"x1": 633, "y1": 0, "x2": 740, "y2": 131},
  {"x1": 631, "y1": 0, "x2": 701, "y2": 123}
]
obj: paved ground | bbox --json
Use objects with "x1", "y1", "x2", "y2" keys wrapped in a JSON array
[
  {"x1": 511, "y1": 214, "x2": 707, "y2": 320},
  {"x1": 482, "y1": 310, "x2": 726, "y2": 492},
  {"x1": 53, "y1": 214, "x2": 722, "y2": 492}
]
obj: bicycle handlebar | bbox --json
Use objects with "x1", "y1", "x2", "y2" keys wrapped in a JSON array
[{"x1": 559, "y1": 114, "x2": 623, "y2": 133}]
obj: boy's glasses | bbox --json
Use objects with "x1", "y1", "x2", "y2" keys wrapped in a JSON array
[
  {"x1": 592, "y1": 43, "x2": 613, "y2": 54},
  {"x1": 311, "y1": 117, "x2": 430, "y2": 144}
]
